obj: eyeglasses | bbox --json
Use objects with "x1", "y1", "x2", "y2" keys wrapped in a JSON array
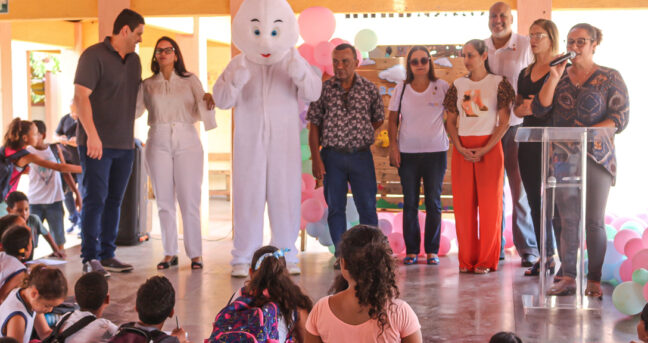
[
  {"x1": 409, "y1": 57, "x2": 429, "y2": 66},
  {"x1": 529, "y1": 33, "x2": 547, "y2": 40},
  {"x1": 154, "y1": 47, "x2": 175, "y2": 55},
  {"x1": 566, "y1": 38, "x2": 593, "y2": 47}
]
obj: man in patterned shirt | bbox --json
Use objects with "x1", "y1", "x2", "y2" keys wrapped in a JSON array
[{"x1": 307, "y1": 44, "x2": 384, "y2": 268}]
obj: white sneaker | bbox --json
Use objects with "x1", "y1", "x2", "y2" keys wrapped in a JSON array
[
  {"x1": 287, "y1": 263, "x2": 301, "y2": 275},
  {"x1": 231, "y1": 264, "x2": 250, "y2": 278}
]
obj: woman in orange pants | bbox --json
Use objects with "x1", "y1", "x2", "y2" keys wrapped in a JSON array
[{"x1": 443, "y1": 39, "x2": 515, "y2": 274}]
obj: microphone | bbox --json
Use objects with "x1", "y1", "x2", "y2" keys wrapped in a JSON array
[{"x1": 549, "y1": 51, "x2": 576, "y2": 66}]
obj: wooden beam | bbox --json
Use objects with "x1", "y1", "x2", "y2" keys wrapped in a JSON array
[
  {"x1": 517, "y1": 0, "x2": 551, "y2": 34},
  {"x1": 0, "y1": 0, "x2": 647, "y2": 20}
]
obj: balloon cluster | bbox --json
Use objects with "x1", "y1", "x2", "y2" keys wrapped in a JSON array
[
  {"x1": 600, "y1": 213, "x2": 648, "y2": 315},
  {"x1": 297, "y1": 7, "x2": 357, "y2": 77},
  {"x1": 379, "y1": 212, "x2": 456, "y2": 257},
  {"x1": 301, "y1": 173, "x2": 360, "y2": 252}
]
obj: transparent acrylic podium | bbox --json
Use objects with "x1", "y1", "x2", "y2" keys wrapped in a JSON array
[{"x1": 515, "y1": 127, "x2": 616, "y2": 312}]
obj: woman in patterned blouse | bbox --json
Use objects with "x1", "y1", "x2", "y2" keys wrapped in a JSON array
[
  {"x1": 532, "y1": 23, "x2": 629, "y2": 297},
  {"x1": 443, "y1": 39, "x2": 515, "y2": 274}
]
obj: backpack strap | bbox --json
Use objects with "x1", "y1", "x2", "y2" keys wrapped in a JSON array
[
  {"x1": 395, "y1": 82, "x2": 407, "y2": 128},
  {"x1": 47, "y1": 312, "x2": 74, "y2": 339},
  {"x1": 55, "y1": 314, "x2": 97, "y2": 341},
  {"x1": 117, "y1": 323, "x2": 168, "y2": 343}
]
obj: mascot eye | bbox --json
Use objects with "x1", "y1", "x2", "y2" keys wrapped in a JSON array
[
  {"x1": 271, "y1": 28, "x2": 280, "y2": 37},
  {"x1": 253, "y1": 28, "x2": 261, "y2": 36}
]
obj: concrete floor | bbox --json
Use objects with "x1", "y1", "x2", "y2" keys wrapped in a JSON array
[{"x1": 43, "y1": 199, "x2": 641, "y2": 343}]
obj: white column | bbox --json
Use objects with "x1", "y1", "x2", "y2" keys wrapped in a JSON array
[
  {"x1": 0, "y1": 22, "x2": 13, "y2": 128},
  {"x1": 97, "y1": 0, "x2": 131, "y2": 40}
]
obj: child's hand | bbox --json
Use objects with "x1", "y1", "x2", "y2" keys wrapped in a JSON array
[
  {"x1": 52, "y1": 250, "x2": 66, "y2": 259},
  {"x1": 171, "y1": 327, "x2": 188, "y2": 343}
]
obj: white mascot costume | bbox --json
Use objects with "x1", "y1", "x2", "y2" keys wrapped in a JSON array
[{"x1": 213, "y1": 0, "x2": 322, "y2": 276}]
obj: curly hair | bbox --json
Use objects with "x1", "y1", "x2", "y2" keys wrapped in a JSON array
[
  {"x1": 1, "y1": 225, "x2": 31, "y2": 260},
  {"x1": 247, "y1": 246, "x2": 313, "y2": 342},
  {"x1": 329, "y1": 225, "x2": 399, "y2": 335}
]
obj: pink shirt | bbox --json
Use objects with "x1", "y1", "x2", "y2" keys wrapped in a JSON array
[{"x1": 306, "y1": 296, "x2": 420, "y2": 342}]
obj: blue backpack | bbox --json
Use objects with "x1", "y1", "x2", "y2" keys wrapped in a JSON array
[
  {"x1": 206, "y1": 289, "x2": 293, "y2": 343},
  {"x1": 0, "y1": 147, "x2": 29, "y2": 200}
]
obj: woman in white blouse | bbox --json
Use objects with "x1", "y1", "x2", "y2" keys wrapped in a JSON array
[
  {"x1": 137, "y1": 36, "x2": 216, "y2": 270},
  {"x1": 387, "y1": 46, "x2": 449, "y2": 266}
]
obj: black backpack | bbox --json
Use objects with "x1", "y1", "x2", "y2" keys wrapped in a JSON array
[
  {"x1": 0, "y1": 146, "x2": 29, "y2": 200},
  {"x1": 41, "y1": 312, "x2": 97, "y2": 343},
  {"x1": 108, "y1": 322, "x2": 168, "y2": 343}
]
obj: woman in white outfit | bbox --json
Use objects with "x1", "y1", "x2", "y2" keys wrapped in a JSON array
[{"x1": 137, "y1": 36, "x2": 216, "y2": 270}]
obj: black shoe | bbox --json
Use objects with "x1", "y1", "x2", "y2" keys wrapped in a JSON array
[
  {"x1": 101, "y1": 258, "x2": 134, "y2": 272},
  {"x1": 521, "y1": 254, "x2": 539, "y2": 267},
  {"x1": 83, "y1": 259, "x2": 110, "y2": 278},
  {"x1": 157, "y1": 256, "x2": 178, "y2": 270}
]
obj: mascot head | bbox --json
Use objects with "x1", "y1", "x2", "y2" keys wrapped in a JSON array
[{"x1": 232, "y1": 0, "x2": 299, "y2": 65}]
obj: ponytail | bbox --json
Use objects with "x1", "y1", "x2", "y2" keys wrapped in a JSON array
[
  {"x1": 464, "y1": 39, "x2": 492, "y2": 74},
  {"x1": 3, "y1": 118, "x2": 33, "y2": 150},
  {"x1": 22, "y1": 264, "x2": 68, "y2": 300},
  {"x1": 247, "y1": 246, "x2": 313, "y2": 341}
]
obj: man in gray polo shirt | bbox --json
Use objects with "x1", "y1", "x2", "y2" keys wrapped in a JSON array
[{"x1": 73, "y1": 9, "x2": 144, "y2": 277}]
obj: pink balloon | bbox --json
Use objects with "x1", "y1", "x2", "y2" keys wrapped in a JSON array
[
  {"x1": 442, "y1": 219, "x2": 457, "y2": 240},
  {"x1": 330, "y1": 38, "x2": 349, "y2": 47},
  {"x1": 504, "y1": 226, "x2": 514, "y2": 249},
  {"x1": 392, "y1": 212, "x2": 403, "y2": 233},
  {"x1": 643, "y1": 229, "x2": 648, "y2": 248},
  {"x1": 312, "y1": 187, "x2": 326, "y2": 208},
  {"x1": 313, "y1": 41, "x2": 334, "y2": 66},
  {"x1": 620, "y1": 259, "x2": 634, "y2": 282},
  {"x1": 300, "y1": 218, "x2": 307, "y2": 231},
  {"x1": 325, "y1": 64, "x2": 334, "y2": 77},
  {"x1": 388, "y1": 233, "x2": 406, "y2": 255},
  {"x1": 302, "y1": 173, "x2": 316, "y2": 190},
  {"x1": 625, "y1": 238, "x2": 645, "y2": 259},
  {"x1": 298, "y1": 7, "x2": 336, "y2": 45},
  {"x1": 632, "y1": 249, "x2": 648, "y2": 271},
  {"x1": 644, "y1": 282, "x2": 648, "y2": 302},
  {"x1": 438, "y1": 235, "x2": 451, "y2": 256},
  {"x1": 614, "y1": 229, "x2": 640, "y2": 254},
  {"x1": 612, "y1": 217, "x2": 634, "y2": 230},
  {"x1": 605, "y1": 213, "x2": 617, "y2": 225},
  {"x1": 301, "y1": 190, "x2": 314, "y2": 202},
  {"x1": 298, "y1": 44, "x2": 316, "y2": 66},
  {"x1": 418, "y1": 211, "x2": 426, "y2": 228},
  {"x1": 301, "y1": 198, "x2": 324, "y2": 223}
]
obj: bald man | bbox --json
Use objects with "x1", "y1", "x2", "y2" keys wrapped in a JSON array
[{"x1": 484, "y1": 2, "x2": 538, "y2": 267}]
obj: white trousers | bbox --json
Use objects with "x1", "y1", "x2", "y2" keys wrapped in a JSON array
[{"x1": 145, "y1": 123, "x2": 203, "y2": 259}]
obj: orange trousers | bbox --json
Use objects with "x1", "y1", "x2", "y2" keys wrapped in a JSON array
[{"x1": 452, "y1": 135, "x2": 504, "y2": 271}]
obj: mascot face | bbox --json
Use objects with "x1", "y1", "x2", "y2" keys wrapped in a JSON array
[{"x1": 232, "y1": 0, "x2": 299, "y2": 65}]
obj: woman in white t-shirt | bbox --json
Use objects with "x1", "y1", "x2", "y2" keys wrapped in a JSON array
[
  {"x1": 137, "y1": 36, "x2": 216, "y2": 270},
  {"x1": 388, "y1": 46, "x2": 449, "y2": 266},
  {"x1": 442, "y1": 39, "x2": 515, "y2": 274}
]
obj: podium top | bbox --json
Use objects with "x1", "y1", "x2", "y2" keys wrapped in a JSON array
[{"x1": 515, "y1": 127, "x2": 617, "y2": 143}]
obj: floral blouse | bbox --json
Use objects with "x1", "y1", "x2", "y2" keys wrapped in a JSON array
[{"x1": 531, "y1": 66, "x2": 629, "y2": 182}]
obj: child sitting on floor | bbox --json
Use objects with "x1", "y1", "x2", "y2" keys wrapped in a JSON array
[
  {"x1": 49, "y1": 272, "x2": 117, "y2": 342},
  {"x1": 207, "y1": 246, "x2": 312, "y2": 342},
  {"x1": 0, "y1": 265, "x2": 68, "y2": 343},
  {"x1": 109, "y1": 276, "x2": 187, "y2": 343},
  {"x1": 305, "y1": 225, "x2": 422, "y2": 343},
  {"x1": 6, "y1": 191, "x2": 65, "y2": 259},
  {"x1": 633, "y1": 303, "x2": 648, "y2": 343},
  {"x1": 0, "y1": 226, "x2": 32, "y2": 303},
  {"x1": 0, "y1": 215, "x2": 26, "y2": 250}
]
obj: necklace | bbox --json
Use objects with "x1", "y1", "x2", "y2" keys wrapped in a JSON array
[{"x1": 571, "y1": 64, "x2": 597, "y2": 88}]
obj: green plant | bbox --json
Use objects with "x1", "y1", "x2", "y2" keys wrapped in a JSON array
[{"x1": 30, "y1": 52, "x2": 61, "y2": 104}]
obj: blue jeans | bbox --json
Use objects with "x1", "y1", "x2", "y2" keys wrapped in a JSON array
[
  {"x1": 399, "y1": 152, "x2": 447, "y2": 255},
  {"x1": 30, "y1": 201, "x2": 65, "y2": 246},
  {"x1": 501, "y1": 125, "x2": 538, "y2": 258},
  {"x1": 321, "y1": 148, "x2": 378, "y2": 254},
  {"x1": 79, "y1": 146, "x2": 134, "y2": 262}
]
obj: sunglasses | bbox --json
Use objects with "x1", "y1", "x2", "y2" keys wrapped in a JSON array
[
  {"x1": 529, "y1": 33, "x2": 548, "y2": 40},
  {"x1": 154, "y1": 47, "x2": 175, "y2": 55},
  {"x1": 409, "y1": 57, "x2": 429, "y2": 67},
  {"x1": 566, "y1": 38, "x2": 593, "y2": 47}
]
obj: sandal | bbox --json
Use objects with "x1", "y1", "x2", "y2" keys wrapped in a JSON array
[
  {"x1": 459, "y1": 267, "x2": 471, "y2": 273},
  {"x1": 474, "y1": 267, "x2": 491, "y2": 274},
  {"x1": 548, "y1": 278, "x2": 576, "y2": 296},
  {"x1": 157, "y1": 256, "x2": 178, "y2": 270},
  {"x1": 427, "y1": 257, "x2": 440, "y2": 265},
  {"x1": 403, "y1": 256, "x2": 418, "y2": 265},
  {"x1": 585, "y1": 280, "x2": 603, "y2": 299},
  {"x1": 191, "y1": 260, "x2": 204, "y2": 270}
]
